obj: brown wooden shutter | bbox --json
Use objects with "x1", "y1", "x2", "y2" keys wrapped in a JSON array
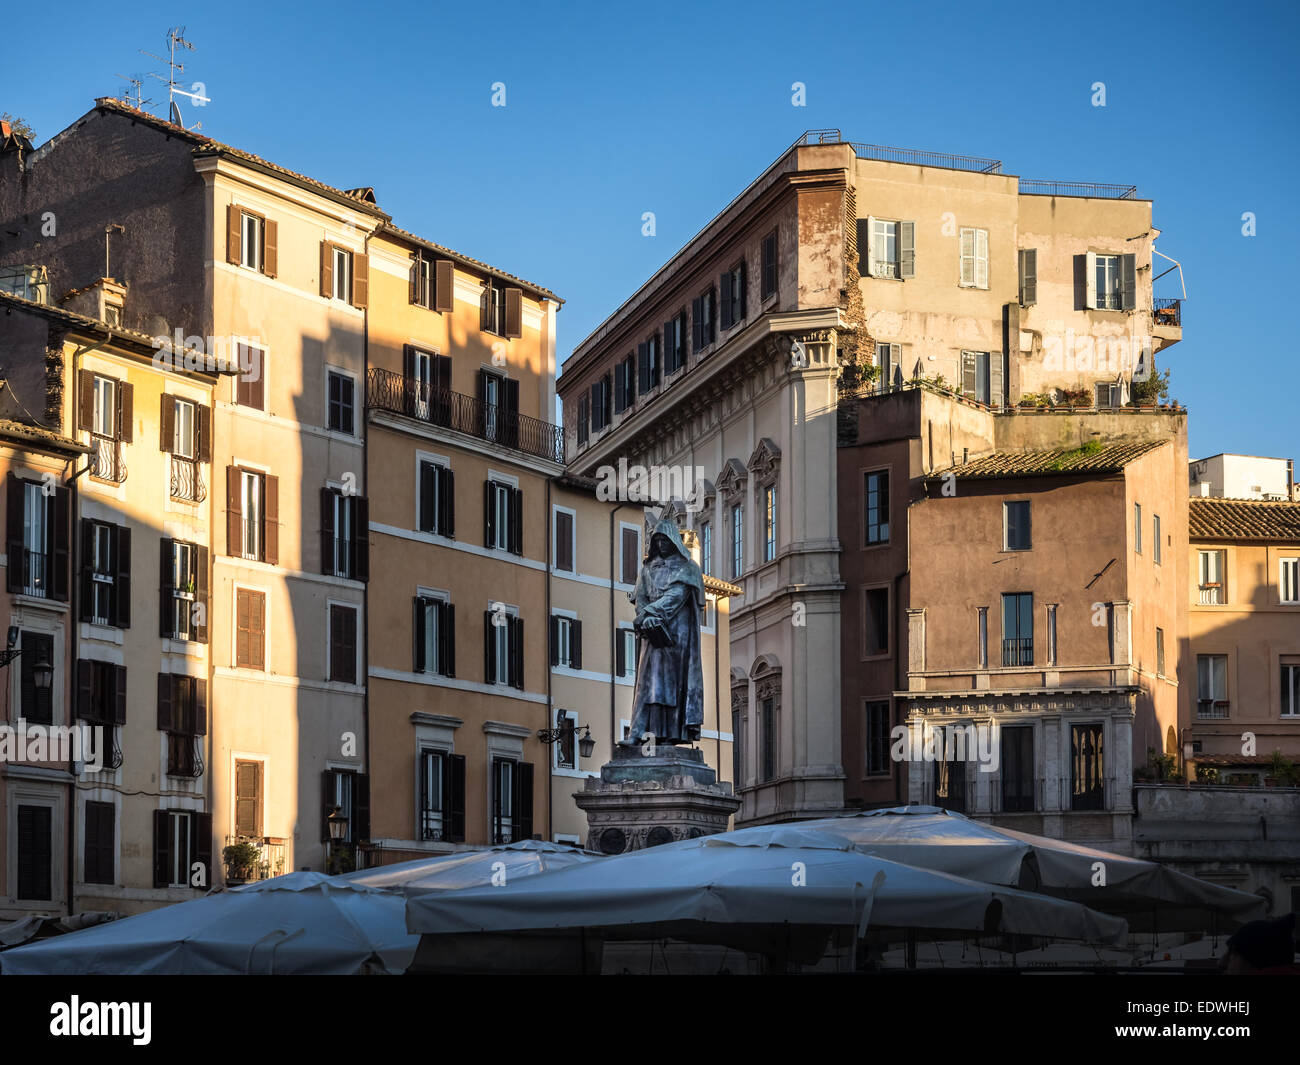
[
  {"x1": 570, "y1": 618, "x2": 582, "y2": 671},
  {"x1": 447, "y1": 754, "x2": 466, "y2": 842},
  {"x1": 6, "y1": 476, "x2": 23, "y2": 593},
  {"x1": 79, "y1": 370, "x2": 94, "y2": 430},
  {"x1": 117, "y1": 381, "x2": 133, "y2": 443},
  {"x1": 549, "y1": 614, "x2": 560, "y2": 667},
  {"x1": 157, "y1": 672, "x2": 173, "y2": 731},
  {"x1": 226, "y1": 466, "x2": 242, "y2": 557},
  {"x1": 517, "y1": 761, "x2": 534, "y2": 839},
  {"x1": 153, "y1": 808, "x2": 171, "y2": 887},
  {"x1": 320, "y1": 241, "x2": 333, "y2": 298},
  {"x1": 354, "y1": 496, "x2": 369, "y2": 581},
  {"x1": 354, "y1": 773, "x2": 370, "y2": 842},
  {"x1": 509, "y1": 616, "x2": 524, "y2": 690},
  {"x1": 504, "y1": 287, "x2": 522, "y2": 338},
  {"x1": 235, "y1": 760, "x2": 263, "y2": 837},
  {"x1": 160, "y1": 394, "x2": 175, "y2": 453},
  {"x1": 159, "y1": 537, "x2": 175, "y2": 638},
  {"x1": 509, "y1": 487, "x2": 523, "y2": 555},
  {"x1": 51, "y1": 486, "x2": 69, "y2": 602},
  {"x1": 351, "y1": 252, "x2": 369, "y2": 309},
  {"x1": 435, "y1": 259, "x2": 455, "y2": 312},
  {"x1": 113, "y1": 525, "x2": 131, "y2": 628},
  {"x1": 193, "y1": 811, "x2": 212, "y2": 884},
  {"x1": 483, "y1": 609, "x2": 495, "y2": 682},
  {"x1": 113, "y1": 665, "x2": 127, "y2": 725},
  {"x1": 263, "y1": 475, "x2": 279, "y2": 565},
  {"x1": 75, "y1": 659, "x2": 93, "y2": 720},
  {"x1": 441, "y1": 602, "x2": 455, "y2": 678},
  {"x1": 263, "y1": 219, "x2": 278, "y2": 277},
  {"x1": 320, "y1": 487, "x2": 336, "y2": 576},
  {"x1": 197, "y1": 405, "x2": 211, "y2": 464},
  {"x1": 226, "y1": 206, "x2": 241, "y2": 265},
  {"x1": 236, "y1": 589, "x2": 250, "y2": 667},
  {"x1": 194, "y1": 545, "x2": 208, "y2": 644}
]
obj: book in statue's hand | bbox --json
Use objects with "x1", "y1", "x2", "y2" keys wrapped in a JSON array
[{"x1": 637, "y1": 619, "x2": 675, "y2": 649}]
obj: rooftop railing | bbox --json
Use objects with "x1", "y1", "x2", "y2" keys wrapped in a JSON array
[{"x1": 1019, "y1": 179, "x2": 1138, "y2": 199}]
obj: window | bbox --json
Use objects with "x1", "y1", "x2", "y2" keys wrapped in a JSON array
[
  {"x1": 761, "y1": 229, "x2": 778, "y2": 300},
  {"x1": 8, "y1": 477, "x2": 67, "y2": 601},
  {"x1": 419, "y1": 750, "x2": 464, "y2": 842},
  {"x1": 858, "y1": 217, "x2": 914, "y2": 280},
  {"x1": 692, "y1": 287, "x2": 717, "y2": 353},
  {"x1": 760, "y1": 696, "x2": 776, "y2": 782},
  {"x1": 720, "y1": 261, "x2": 747, "y2": 330},
  {"x1": 1281, "y1": 660, "x2": 1300, "y2": 717},
  {"x1": 864, "y1": 470, "x2": 890, "y2": 545},
  {"x1": 1047, "y1": 604, "x2": 1058, "y2": 666},
  {"x1": 240, "y1": 211, "x2": 264, "y2": 271},
  {"x1": 321, "y1": 768, "x2": 365, "y2": 846},
  {"x1": 1002, "y1": 593, "x2": 1034, "y2": 666},
  {"x1": 731, "y1": 504, "x2": 744, "y2": 580},
  {"x1": 1095, "y1": 382, "x2": 1120, "y2": 408},
  {"x1": 332, "y1": 245, "x2": 353, "y2": 302},
  {"x1": 491, "y1": 758, "x2": 533, "y2": 843},
  {"x1": 1018, "y1": 248, "x2": 1037, "y2": 306},
  {"x1": 485, "y1": 480, "x2": 522, "y2": 554},
  {"x1": 328, "y1": 603, "x2": 358, "y2": 684},
  {"x1": 1197, "y1": 655, "x2": 1229, "y2": 718},
  {"x1": 404, "y1": 346, "x2": 451, "y2": 424},
  {"x1": 664, "y1": 312, "x2": 687, "y2": 375},
  {"x1": 589, "y1": 375, "x2": 611, "y2": 432},
  {"x1": 933, "y1": 730, "x2": 966, "y2": 813},
  {"x1": 158, "y1": 674, "x2": 206, "y2": 779},
  {"x1": 978, "y1": 607, "x2": 988, "y2": 669},
  {"x1": 1134, "y1": 503, "x2": 1142, "y2": 555},
  {"x1": 153, "y1": 809, "x2": 210, "y2": 888},
  {"x1": 553, "y1": 710, "x2": 578, "y2": 770},
  {"x1": 1001, "y1": 726, "x2": 1034, "y2": 812},
  {"x1": 80, "y1": 519, "x2": 129, "y2": 628},
  {"x1": 577, "y1": 394, "x2": 589, "y2": 446},
  {"x1": 19, "y1": 631, "x2": 53, "y2": 725},
  {"x1": 84, "y1": 800, "x2": 115, "y2": 885},
  {"x1": 414, "y1": 595, "x2": 455, "y2": 677},
  {"x1": 637, "y1": 335, "x2": 661, "y2": 394},
  {"x1": 1070, "y1": 723, "x2": 1105, "y2": 811},
  {"x1": 484, "y1": 608, "x2": 524, "y2": 689},
  {"x1": 959, "y1": 227, "x2": 989, "y2": 289},
  {"x1": 1156, "y1": 627, "x2": 1166, "y2": 677},
  {"x1": 321, "y1": 488, "x2": 368, "y2": 580},
  {"x1": 327, "y1": 371, "x2": 355, "y2": 435},
  {"x1": 234, "y1": 760, "x2": 263, "y2": 838},
  {"x1": 228, "y1": 467, "x2": 274, "y2": 562},
  {"x1": 620, "y1": 525, "x2": 641, "y2": 585},
  {"x1": 17, "y1": 805, "x2": 52, "y2": 899},
  {"x1": 614, "y1": 353, "x2": 636, "y2": 413},
  {"x1": 553, "y1": 509, "x2": 575, "y2": 572},
  {"x1": 550, "y1": 614, "x2": 582, "y2": 670},
  {"x1": 484, "y1": 280, "x2": 506, "y2": 335},
  {"x1": 700, "y1": 521, "x2": 712, "y2": 577},
  {"x1": 1093, "y1": 253, "x2": 1122, "y2": 310},
  {"x1": 84, "y1": 372, "x2": 130, "y2": 482},
  {"x1": 615, "y1": 626, "x2": 636, "y2": 679},
  {"x1": 163, "y1": 395, "x2": 206, "y2": 502},
  {"x1": 1004, "y1": 501, "x2": 1031, "y2": 551},
  {"x1": 875, "y1": 342, "x2": 898, "y2": 392},
  {"x1": 235, "y1": 343, "x2": 264, "y2": 410},
  {"x1": 865, "y1": 701, "x2": 890, "y2": 776},
  {"x1": 1106, "y1": 603, "x2": 1116, "y2": 664},
  {"x1": 865, "y1": 588, "x2": 888, "y2": 656},
  {"x1": 1198, "y1": 549, "x2": 1226, "y2": 605},
  {"x1": 1153, "y1": 514, "x2": 1162, "y2": 565},
  {"x1": 75, "y1": 660, "x2": 125, "y2": 741},
  {"x1": 1280, "y1": 558, "x2": 1299, "y2": 604},
  {"x1": 236, "y1": 589, "x2": 266, "y2": 670},
  {"x1": 418, "y1": 460, "x2": 455, "y2": 537},
  {"x1": 960, "y1": 350, "x2": 994, "y2": 406},
  {"x1": 161, "y1": 538, "x2": 207, "y2": 642},
  {"x1": 762, "y1": 484, "x2": 777, "y2": 563}
]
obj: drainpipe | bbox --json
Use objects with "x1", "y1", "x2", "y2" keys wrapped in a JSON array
[{"x1": 361, "y1": 229, "x2": 372, "y2": 859}]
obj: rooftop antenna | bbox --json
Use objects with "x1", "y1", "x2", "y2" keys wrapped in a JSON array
[
  {"x1": 112, "y1": 74, "x2": 153, "y2": 112},
  {"x1": 141, "y1": 27, "x2": 208, "y2": 130}
]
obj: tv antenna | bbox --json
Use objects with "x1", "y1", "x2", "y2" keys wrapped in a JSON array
[
  {"x1": 141, "y1": 27, "x2": 209, "y2": 130},
  {"x1": 112, "y1": 74, "x2": 154, "y2": 112}
]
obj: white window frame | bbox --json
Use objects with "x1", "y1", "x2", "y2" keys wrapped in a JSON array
[
  {"x1": 240, "y1": 211, "x2": 263, "y2": 272},
  {"x1": 1134, "y1": 503, "x2": 1142, "y2": 555},
  {"x1": 416, "y1": 587, "x2": 449, "y2": 676},
  {"x1": 553, "y1": 708, "x2": 579, "y2": 771},
  {"x1": 1282, "y1": 662, "x2": 1300, "y2": 717},
  {"x1": 490, "y1": 481, "x2": 512, "y2": 552},
  {"x1": 552, "y1": 612, "x2": 574, "y2": 669},
  {"x1": 90, "y1": 522, "x2": 114, "y2": 625},
  {"x1": 332, "y1": 246, "x2": 353, "y2": 302},
  {"x1": 959, "y1": 227, "x2": 989, "y2": 289},
  {"x1": 1280, "y1": 558, "x2": 1299, "y2": 605},
  {"x1": 700, "y1": 519, "x2": 713, "y2": 577},
  {"x1": 173, "y1": 398, "x2": 197, "y2": 459},
  {"x1": 92, "y1": 375, "x2": 116, "y2": 439},
  {"x1": 731, "y1": 504, "x2": 744, "y2": 579},
  {"x1": 616, "y1": 625, "x2": 636, "y2": 682},
  {"x1": 240, "y1": 470, "x2": 262, "y2": 562},
  {"x1": 1094, "y1": 253, "x2": 1121, "y2": 311},
  {"x1": 762, "y1": 484, "x2": 777, "y2": 563},
  {"x1": 171, "y1": 539, "x2": 197, "y2": 641},
  {"x1": 1153, "y1": 513, "x2": 1162, "y2": 565},
  {"x1": 414, "y1": 449, "x2": 450, "y2": 536},
  {"x1": 1003, "y1": 500, "x2": 1031, "y2": 552},
  {"x1": 870, "y1": 218, "x2": 899, "y2": 278},
  {"x1": 489, "y1": 601, "x2": 518, "y2": 685},
  {"x1": 1198, "y1": 549, "x2": 1227, "y2": 605}
]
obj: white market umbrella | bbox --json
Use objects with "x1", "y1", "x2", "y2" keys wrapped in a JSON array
[
  {"x1": 783, "y1": 806, "x2": 1266, "y2": 931},
  {"x1": 338, "y1": 839, "x2": 599, "y2": 895}
]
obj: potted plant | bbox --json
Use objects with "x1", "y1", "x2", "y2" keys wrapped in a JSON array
[
  {"x1": 1194, "y1": 765, "x2": 1219, "y2": 785},
  {"x1": 1265, "y1": 750, "x2": 1295, "y2": 787},
  {"x1": 223, "y1": 839, "x2": 262, "y2": 883}
]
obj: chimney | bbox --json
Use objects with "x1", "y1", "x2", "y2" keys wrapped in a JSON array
[
  {"x1": 60, "y1": 278, "x2": 127, "y2": 327},
  {"x1": 1198, "y1": 482, "x2": 1211, "y2": 497}
]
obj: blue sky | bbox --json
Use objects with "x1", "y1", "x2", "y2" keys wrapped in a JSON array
[{"x1": 3, "y1": 0, "x2": 1297, "y2": 460}]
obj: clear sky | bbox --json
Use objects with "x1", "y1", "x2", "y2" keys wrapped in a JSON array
[{"x1": 3, "y1": 0, "x2": 1296, "y2": 461}]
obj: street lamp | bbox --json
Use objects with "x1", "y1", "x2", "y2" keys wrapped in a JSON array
[
  {"x1": 32, "y1": 658, "x2": 52, "y2": 692},
  {"x1": 537, "y1": 720, "x2": 596, "y2": 760},
  {"x1": 324, "y1": 804, "x2": 349, "y2": 874}
]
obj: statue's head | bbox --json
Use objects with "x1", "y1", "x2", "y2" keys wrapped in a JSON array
[{"x1": 650, "y1": 532, "x2": 673, "y2": 559}]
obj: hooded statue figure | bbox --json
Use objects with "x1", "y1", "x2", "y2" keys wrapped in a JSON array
[{"x1": 618, "y1": 518, "x2": 706, "y2": 747}]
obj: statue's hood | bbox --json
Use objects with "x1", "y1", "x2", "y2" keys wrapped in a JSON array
[{"x1": 641, "y1": 518, "x2": 705, "y2": 601}]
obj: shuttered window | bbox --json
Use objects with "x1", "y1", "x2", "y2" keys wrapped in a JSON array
[
  {"x1": 418, "y1": 460, "x2": 455, "y2": 537},
  {"x1": 327, "y1": 370, "x2": 355, "y2": 435},
  {"x1": 19, "y1": 630, "x2": 53, "y2": 724},
  {"x1": 959, "y1": 227, "x2": 989, "y2": 289},
  {"x1": 235, "y1": 343, "x2": 265, "y2": 411},
  {"x1": 491, "y1": 758, "x2": 534, "y2": 843},
  {"x1": 235, "y1": 760, "x2": 263, "y2": 837},
  {"x1": 160, "y1": 538, "x2": 208, "y2": 643},
  {"x1": 692, "y1": 287, "x2": 716, "y2": 353},
  {"x1": 414, "y1": 596, "x2": 455, "y2": 677},
  {"x1": 236, "y1": 589, "x2": 266, "y2": 670},
  {"x1": 329, "y1": 603, "x2": 358, "y2": 684},
  {"x1": 761, "y1": 229, "x2": 779, "y2": 299},
  {"x1": 553, "y1": 509, "x2": 575, "y2": 572},
  {"x1": 227, "y1": 468, "x2": 278, "y2": 563},
  {"x1": 1018, "y1": 248, "x2": 1037, "y2": 306},
  {"x1": 84, "y1": 800, "x2": 115, "y2": 885},
  {"x1": 321, "y1": 488, "x2": 369, "y2": 580},
  {"x1": 7, "y1": 475, "x2": 69, "y2": 601},
  {"x1": 79, "y1": 519, "x2": 131, "y2": 628},
  {"x1": 17, "y1": 805, "x2": 52, "y2": 900},
  {"x1": 620, "y1": 526, "x2": 640, "y2": 585}
]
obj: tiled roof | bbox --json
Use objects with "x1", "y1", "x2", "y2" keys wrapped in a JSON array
[
  {"x1": 380, "y1": 222, "x2": 561, "y2": 304},
  {"x1": 1189, "y1": 498, "x2": 1300, "y2": 542},
  {"x1": 930, "y1": 439, "x2": 1167, "y2": 480},
  {"x1": 0, "y1": 418, "x2": 90, "y2": 455},
  {"x1": 93, "y1": 99, "x2": 389, "y2": 218}
]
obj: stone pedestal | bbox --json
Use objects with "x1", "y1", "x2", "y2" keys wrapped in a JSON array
[{"x1": 574, "y1": 745, "x2": 742, "y2": 855}]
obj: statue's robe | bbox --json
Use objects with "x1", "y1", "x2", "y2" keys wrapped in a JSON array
[{"x1": 627, "y1": 520, "x2": 705, "y2": 746}]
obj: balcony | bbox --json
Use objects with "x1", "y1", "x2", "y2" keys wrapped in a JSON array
[
  {"x1": 1018, "y1": 179, "x2": 1138, "y2": 199},
  {"x1": 1001, "y1": 637, "x2": 1034, "y2": 668},
  {"x1": 14, "y1": 548, "x2": 50, "y2": 598},
  {"x1": 166, "y1": 733, "x2": 204, "y2": 778},
  {"x1": 90, "y1": 435, "x2": 126, "y2": 483},
  {"x1": 1153, "y1": 298, "x2": 1182, "y2": 328},
  {"x1": 1197, "y1": 700, "x2": 1230, "y2": 720},
  {"x1": 1198, "y1": 583, "x2": 1225, "y2": 605},
  {"x1": 367, "y1": 367, "x2": 563, "y2": 464},
  {"x1": 223, "y1": 836, "x2": 287, "y2": 884},
  {"x1": 170, "y1": 456, "x2": 205, "y2": 502}
]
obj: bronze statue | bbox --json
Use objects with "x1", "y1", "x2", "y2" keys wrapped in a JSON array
[{"x1": 618, "y1": 518, "x2": 705, "y2": 748}]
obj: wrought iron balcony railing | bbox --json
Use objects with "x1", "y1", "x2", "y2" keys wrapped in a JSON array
[
  {"x1": 367, "y1": 367, "x2": 564, "y2": 463},
  {"x1": 1019, "y1": 179, "x2": 1138, "y2": 199},
  {"x1": 223, "y1": 836, "x2": 287, "y2": 883},
  {"x1": 90, "y1": 435, "x2": 127, "y2": 483},
  {"x1": 170, "y1": 456, "x2": 205, "y2": 502},
  {"x1": 1154, "y1": 298, "x2": 1182, "y2": 327},
  {"x1": 1001, "y1": 637, "x2": 1034, "y2": 667}
]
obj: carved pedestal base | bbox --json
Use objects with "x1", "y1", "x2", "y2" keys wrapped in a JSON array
[{"x1": 574, "y1": 745, "x2": 741, "y2": 855}]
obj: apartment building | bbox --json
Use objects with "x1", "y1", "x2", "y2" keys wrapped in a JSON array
[
  {"x1": 558, "y1": 130, "x2": 1182, "y2": 825},
  {"x1": 1189, "y1": 453, "x2": 1296, "y2": 502},
  {"x1": 0, "y1": 98, "x2": 385, "y2": 885},
  {"x1": 1186, "y1": 496, "x2": 1300, "y2": 780},
  {"x1": 546, "y1": 475, "x2": 740, "y2": 843},
  {"x1": 0, "y1": 290, "x2": 217, "y2": 915},
  {"x1": 363, "y1": 222, "x2": 564, "y2": 859}
]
